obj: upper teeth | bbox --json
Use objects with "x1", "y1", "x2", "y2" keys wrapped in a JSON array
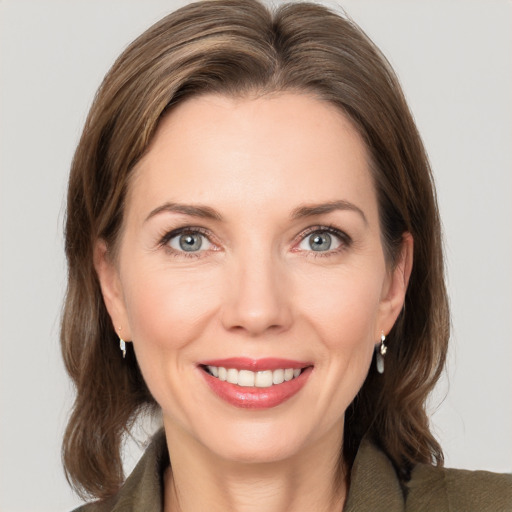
[{"x1": 207, "y1": 366, "x2": 302, "y2": 387}]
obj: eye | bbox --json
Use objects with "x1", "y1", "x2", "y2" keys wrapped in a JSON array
[
  {"x1": 167, "y1": 230, "x2": 213, "y2": 253},
  {"x1": 297, "y1": 228, "x2": 345, "y2": 253}
]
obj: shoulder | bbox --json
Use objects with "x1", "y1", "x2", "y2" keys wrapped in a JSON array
[
  {"x1": 71, "y1": 499, "x2": 116, "y2": 512},
  {"x1": 406, "y1": 462, "x2": 512, "y2": 512},
  {"x1": 347, "y1": 438, "x2": 511, "y2": 512},
  {"x1": 345, "y1": 438, "x2": 512, "y2": 512}
]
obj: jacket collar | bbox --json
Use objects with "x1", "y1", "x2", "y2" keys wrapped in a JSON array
[{"x1": 344, "y1": 437, "x2": 405, "y2": 512}]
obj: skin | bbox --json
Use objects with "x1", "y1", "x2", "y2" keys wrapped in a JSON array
[{"x1": 95, "y1": 93, "x2": 413, "y2": 512}]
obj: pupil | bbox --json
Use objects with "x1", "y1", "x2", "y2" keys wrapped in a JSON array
[
  {"x1": 310, "y1": 233, "x2": 331, "y2": 251},
  {"x1": 179, "y1": 233, "x2": 202, "y2": 251}
]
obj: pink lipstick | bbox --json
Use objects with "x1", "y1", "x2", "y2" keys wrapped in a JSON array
[{"x1": 198, "y1": 357, "x2": 313, "y2": 409}]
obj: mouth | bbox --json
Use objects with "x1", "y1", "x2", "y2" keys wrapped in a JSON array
[
  {"x1": 198, "y1": 358, "x2": 313, "y2": 409},
  {"x1": 202, "y1": 365, "x2": 304, "y2": 387}
]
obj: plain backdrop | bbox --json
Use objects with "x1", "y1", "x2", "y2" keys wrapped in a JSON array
[{"x1": 0, "y1": 1, "x2": 511, "y2": 510}]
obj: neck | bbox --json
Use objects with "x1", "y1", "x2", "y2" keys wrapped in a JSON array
[{"x1": 163, "y1": 422, "x2": 347, "y2": 512}]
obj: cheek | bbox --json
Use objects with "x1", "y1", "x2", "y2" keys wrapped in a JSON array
[
  {"x1": 296, "y1": 264, "x2": 384, "y2": 349},
  {"x1": 294, "y1": 264, "x2": 383, "y2": 406},
  {"x1": 122, "y1": 263, "x2": 221, "y2": 353},
  {"x1": 120, "y1": 264, "x2": 223, "y2": 417}
]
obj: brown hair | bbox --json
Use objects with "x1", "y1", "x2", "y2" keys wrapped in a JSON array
[{"x1": 62, "y1": 0, "x2": 449, "y2": 500}]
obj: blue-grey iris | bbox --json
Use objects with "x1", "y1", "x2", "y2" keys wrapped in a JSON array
[
  {"x1": 309, "y1": 232, "x2": 331, "y2": 251},
  {"x1": 179, "y1": 233, "x2": 203, "y2": 251}
]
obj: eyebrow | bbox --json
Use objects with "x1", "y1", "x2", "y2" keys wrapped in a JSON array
[
  {"x1": 145, "y1": 202, "x2": 224, "y2": 223},
  {"x1": 290, "y1": 200, "x2": 368, "y2": 225},
  {"x1": 144, "y1": 199, "x2": 367, "y2": 224}
]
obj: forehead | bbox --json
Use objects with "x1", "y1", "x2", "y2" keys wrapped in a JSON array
[{"x1": 128, "y1": 92, "x2": 377, "y2": 223}]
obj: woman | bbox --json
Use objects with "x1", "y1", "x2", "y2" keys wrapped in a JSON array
[{"x1": 61, "y1": 1, "x2": 512, "y2": 510}]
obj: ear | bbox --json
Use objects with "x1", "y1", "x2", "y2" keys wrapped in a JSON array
[
  {"x1": 93, "y1": 239, "x2": 132, "y2": 341},
  {"x1": 376, "y1": 232, "x2": 414, "y2": 338}
]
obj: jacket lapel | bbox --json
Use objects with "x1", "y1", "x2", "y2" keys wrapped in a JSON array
[{"x1": 343, "y1": 438, "x2": 405, "y2": 512}]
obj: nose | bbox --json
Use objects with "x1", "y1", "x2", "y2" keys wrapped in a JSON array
[{"x1": 221, "y1": 250, "x2": 293, "y2": 336}]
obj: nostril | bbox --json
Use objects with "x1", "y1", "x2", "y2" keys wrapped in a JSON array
[{"x1": 220, "y1": 274, "x2": 293, "y2": 335}]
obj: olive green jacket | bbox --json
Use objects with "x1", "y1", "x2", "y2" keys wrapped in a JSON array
[{"x1": 75, "y1": 430, "x2": 512, "y2": 512}]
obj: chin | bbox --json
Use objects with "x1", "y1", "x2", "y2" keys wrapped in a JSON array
[
  {"x1": 194, "y1": 414, "x2": 325, "y2": 465},
  {"x1": 211, "y1": 434, "x2": 304, "y2": 465}
]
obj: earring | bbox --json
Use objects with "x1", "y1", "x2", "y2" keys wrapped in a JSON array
[
  {"x1": 376, "y1": 331, "x2": 387, "y2": 374},
  {"x1": 118, "y1": 327, "x2": 126, "y2": 358},
  {"x1": 119, "y1": 338, "x2": 126, "y2": 358}
]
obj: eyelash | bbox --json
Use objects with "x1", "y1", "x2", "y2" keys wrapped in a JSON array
[
  {"x1": 295, "y1": 225, "x2": 352, "y2": 258},
  {"x1": 157, "y1": 224, "x2": 352, "y2": 259},
  {"x1": 158, "y1": 226, "x2": 214, "y2": 259}
]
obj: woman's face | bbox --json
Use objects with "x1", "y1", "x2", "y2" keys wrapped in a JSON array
[{"x1": 97, "y1": 93, "x2": 410, "y2": 464}]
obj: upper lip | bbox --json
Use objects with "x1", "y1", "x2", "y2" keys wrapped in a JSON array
[{"x1": 198, "y1": 357, "x2": 313, "y2": 371}]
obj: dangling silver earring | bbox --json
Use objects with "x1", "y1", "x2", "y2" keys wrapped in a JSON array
[
  {"x1": 376, "y1": 332, "x2": 387, "y2": 374},
  {"x1": 119, "y1": 338, "x2": 126, "y2": 358},
  {"x1": 118, "y1": 327, "x2": 126, "y2": 358}
]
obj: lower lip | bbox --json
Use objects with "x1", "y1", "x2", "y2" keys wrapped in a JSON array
[{"x1": 200, "y1": 367, "x2": 313, "y2": 409}]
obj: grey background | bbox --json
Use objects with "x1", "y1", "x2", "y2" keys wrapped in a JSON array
[{"x1": 1, "y1": 1, "x2": 510, "y2": 510}]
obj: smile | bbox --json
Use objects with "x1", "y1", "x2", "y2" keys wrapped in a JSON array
[
  {"x1": 198, "y1": 358, "x2": 313, "y2": 409},
  {"x1": 204, "y1": 366, "x2": 303, "y2": 387}
]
